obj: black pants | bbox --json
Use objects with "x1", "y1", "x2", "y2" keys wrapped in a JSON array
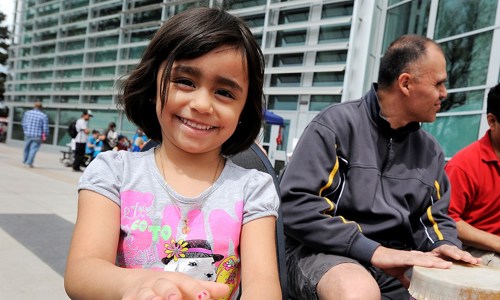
[{"x1": 73, "y1": 142, "x2": 86, "y2": 170}]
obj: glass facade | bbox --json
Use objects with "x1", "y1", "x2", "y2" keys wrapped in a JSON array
[{"x1": 5, "y1": 0, "x2": 500, "y2": 164}]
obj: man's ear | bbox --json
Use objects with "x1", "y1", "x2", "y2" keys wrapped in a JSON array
[
  {"x1": 487, "y1": 113, "x2": 497, "y2": 129},
  {"x1": 398, "y1": 73, "x2": 411, "y2": 96}
]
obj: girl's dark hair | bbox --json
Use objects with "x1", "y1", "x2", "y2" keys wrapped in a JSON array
[
  {"x1": 378, "y1": 35, "x2": 442, "y2": 89},
  {"x1": 119, "y1": 7, "x2": 265, "y2": 156}
]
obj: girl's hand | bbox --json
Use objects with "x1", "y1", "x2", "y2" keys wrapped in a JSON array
[{"x1": 123, "y1": 272, "x2": 230, "y2": 300}]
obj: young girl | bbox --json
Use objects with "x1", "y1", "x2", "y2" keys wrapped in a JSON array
[{"x1": 64, "y1": 7, "x2": 281, "y2": 300}]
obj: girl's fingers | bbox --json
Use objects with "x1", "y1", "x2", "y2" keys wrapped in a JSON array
[
  {"x1": 151, "y1": 277, "x2": 182, "y2": 300},
  {"x1": 155, "y1": 273, "x2": 230, "y2": 300},
  {"x1": 199, "y1": 281, "x2": 231, "y2": 299}
]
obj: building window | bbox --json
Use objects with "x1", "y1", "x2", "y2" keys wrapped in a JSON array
[
  {"x1": 59, "y1": 54, "x2": 83, "y2": 65},
  {"x1": 312, "y1": 72, "x2": 344, "y2": 87},
  {"x1": 268, "y1": 95, "x2": 298, "y2": 110},
  {"x1": 254, "y1": 33, "x2": 262, "y2": 47},
  {"x1": 15, "y1": 84, "x2": 28, "y2": 91},
  {"x1": 32, "y1": 83, "x2": 52, "y2": 91},
  {"x1": 435, "y1": 0, "x2": 497, "y2": 39},
  {"x1": 95, "y1": 35, "x2": 119, "y2": 47},
  {"x1": 318, "y1": 25, "x2": 350, "y2": 44},
  {"x1": 128, "y1": 46, "x2": 146, "y2": 59},
  {"x1": 131, "y1": 9, "x2": 162, "y2": 25},
  {"x1": 273, "y1": 53, "x2": 304, "y2": 67},
  {"x1": 84, "y1": 80, "x2": 114, "y2": 90},
  {"x1": 62, "y1": 10, "x2": 88, "y2": 24},
  {"x1": 270, "y1": 73, "x2": 301, "y2": 87},
  {"x1": 19, "y1": 60, "x2": 30, "y2": 69},
  {"x1": 422, "y1": 114, "x2": 481, "y2": 157},
  {"x1": 84, "y1": 95, "x2": 113, "y2": 104},
  {"x1": 55, "y1": 82, "x2": 81, "y2": 91},
  {"x1": 37, "y1": 18, "x2": 58, "y2": 29},
  {"x1": 309, "y1": 95, "x2": 341, "y2": 111},
  {"x1": 54, "y1": 96, "x2": 79, "y2": 104},
  {"x1": 37, "y1": 44, "x2": 56, "y2": 54},
  {"x1": 322, "y1": 1, "x2": 354, "y2": 18},
  {"x1": 441, "y1": 31, "x2": 492, "y2": 89},
  {"x1": 37, "y1": 3, "x2": 60, "y2": 17},
  {"x1": 124, "y1": 28, "x2": 158, "y2": 43},
  {"x1": 92, "y1": 3, "x2": 122, "y2": 18},
  {"x1": 241, "y1": 14, "x2": 265, "y2": 27},
  {"x1": 37, "y1": 30, "x2": 58, "y2": 41},
  {"x1": 63, "y1": 25, "x2": 87, "y2": 37},
  {"x1": 59, "y1": 69, "x2": 82, "y2": 78},
  {"x1": 276, "y1": 29, "x2": 307, "y2": 47},
  {"x1": 32, "y1": 71, "x2": 53, "y2": 80},
  {"x1": 24, "y1": 9, "x2": 35, "y2": 21},
  {"x1": 224, "y1": 0, "x2": 266, "y2": 10},
  {"x1": 17, "y1": 73, "x2": 29, "y2": 80},
  {"x1": 175, "y1": 0, "x2": 210, "y2": 14},
  {"x1": 89, "y1": 50, "x2": 117, "y2": 63},
  {"x1": 279, "y1": 8, "x2": 309, "y2": 24},
  {"x1": 59, "y1": 40, "x2": 85, "y2": 52},
  {"x1": 128, "y1": 0, "x2": 163, "y2": 9},
  {"x1": 64, "y1": 0, "x2": 89, "y2": 10},
  {"x1": 440, "y1": 90, "x2": 484, "y2": 113},
  {"x1": 86, "y1": 66, "x2": 115, "y2": 77},
  {"x1": 382, "y1": 0, "x2": 430, "y2": 51},
  {"x1": 315, "y1": 50, "x2": 348, "y2": 65},
  {"x1": 33, "y1": 57, "x2": 55, "y2": 68},
  {"x1": 92, "y1": 17, "x2": 121, "y2": 32}
]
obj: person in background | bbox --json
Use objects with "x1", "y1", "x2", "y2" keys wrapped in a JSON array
[
  {"x1": 445, "y1": 83, "x2": 500, "y2": 266},
  {"x1": 132, "y1": 128, "x2": 148, "y2": 145},
  {"x1": 72, "y1": 109, "x2": 93, "y2": 172},
  {"x1": 280, "y1": 34, "x2": 480, "y2": 300},
  {"x1": 102, "y1": 122, "x2": 118, "y2": 152},
  {"x1": 64, "y1": 7, "x2": 281, "y2": 300},
  {"x1": 131, "y1": 136, "x2": 145, "y2": 152},
  {"x1": 22, "y1": 101, "x2": 49, "y2": 168},
  {"x1": 85, "y1": 129, "x2": 100, "y2": 159},
  {"x1": 92, "y1": 133, "x2": 105, "y2": 161},
  {"x1": 114, "y1": 134, "x2": 131, "y2": 151}
]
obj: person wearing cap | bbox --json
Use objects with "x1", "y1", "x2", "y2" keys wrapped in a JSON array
[
  {"x1": 73, "y1": 109, "x2": 93, "y2": 172},
  {"x1": 22, "y1": 100, "x2": 49, "y2": 168}
]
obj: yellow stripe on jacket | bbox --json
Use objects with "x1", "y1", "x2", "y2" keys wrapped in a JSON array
[
  {"x1": 427, "y1": 180, "x2": 444, "y2": 240},
  {"x1": 319, "y1": 155, "x2": 361, "y2": 231}
]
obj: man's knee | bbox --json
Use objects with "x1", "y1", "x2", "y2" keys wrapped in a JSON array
[{"x1": 317, "y1": 263, "x2": 381, "y2": 300}]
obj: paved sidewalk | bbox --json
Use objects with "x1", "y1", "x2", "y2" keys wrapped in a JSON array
[{"x1": 0, "y1": 142, "x2": 82, "y2": 299}]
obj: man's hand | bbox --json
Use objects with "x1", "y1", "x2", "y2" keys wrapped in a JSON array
[
  {"x1": 431, "y1": 244, "x2": 482, "y2": 265},
  {"x1": 371, "y1": 246, "x2": 453, "y2": 288}
]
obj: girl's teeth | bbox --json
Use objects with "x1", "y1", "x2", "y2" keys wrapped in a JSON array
[{"x1": 181, "y1": 118, "x2": 213, "y2": 130}]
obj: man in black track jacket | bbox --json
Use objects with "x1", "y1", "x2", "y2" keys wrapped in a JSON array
[{"x1": 280, "y1": 35, "x2": 481, "y2": 300}]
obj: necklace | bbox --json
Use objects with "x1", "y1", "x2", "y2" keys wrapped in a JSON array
[{"x1": 157, "y1": 147, "x2": 223, "y2": 234}]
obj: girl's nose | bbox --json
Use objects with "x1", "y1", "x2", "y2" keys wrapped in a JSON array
[{"x1": 189, "y1": 89, "x2": 214, "y2": 114}]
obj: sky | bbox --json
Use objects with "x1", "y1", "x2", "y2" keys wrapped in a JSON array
[
  {"x1": 0, "y1": 0, "x2": 15, "y2": 30},
  {"x1": 0, "y1": 0, "x2": 14, "y2": 70}
]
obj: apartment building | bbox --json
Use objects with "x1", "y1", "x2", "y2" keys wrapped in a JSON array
[{"x1": 5, "y1": 0, "x2": 500, "y2": 170}]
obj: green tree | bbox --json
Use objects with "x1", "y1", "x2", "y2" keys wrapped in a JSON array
[{"x1": 0, "y1": 11, "x2": 9, "y2": 99}]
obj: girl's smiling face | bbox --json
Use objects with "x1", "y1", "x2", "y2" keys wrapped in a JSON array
[{"x1": 156, "y1": 46, "x2": 249, "y2": 155}]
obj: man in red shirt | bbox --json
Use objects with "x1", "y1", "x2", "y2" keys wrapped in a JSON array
[{"x1": 446, "y1": 83, "x2": 500, "y2": 266}]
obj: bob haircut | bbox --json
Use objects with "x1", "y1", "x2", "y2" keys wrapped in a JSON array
[
  {"x1": 119, "y1": 7, "x2": 265, "y2": 156},
  {"x1": 378, "y1": 34, "x2": 443, "y2": 89}
]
